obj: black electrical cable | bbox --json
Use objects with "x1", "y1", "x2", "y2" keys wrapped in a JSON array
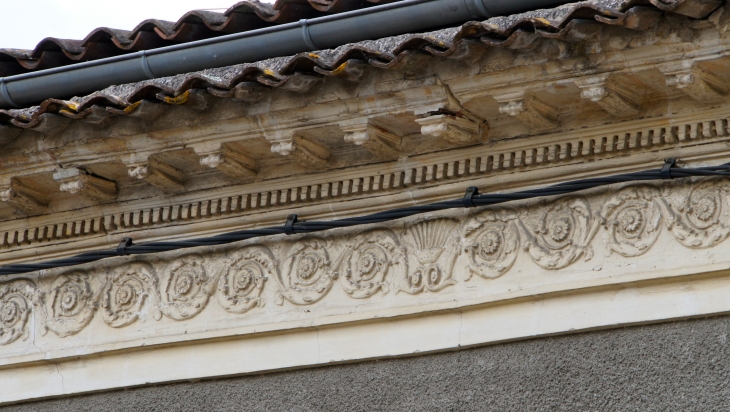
[{"x1": 2, "y1": 158, "x2": 728, "y2": 276}]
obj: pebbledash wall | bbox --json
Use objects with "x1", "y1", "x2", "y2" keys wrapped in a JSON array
[{"x1": 4, "y1": 0, "x2": 730, "y2": 407}]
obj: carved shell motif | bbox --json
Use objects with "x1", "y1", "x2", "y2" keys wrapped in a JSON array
[
  {"x1": 41, "y1": 272, "x2": 100, "y2": 338},
  {"x1": 275, "y1": 238, "x2": 338, "y2": 305},
  {"x1": 159, "y1": 255, "x2": 215, "y2": 320},
  {"x1": 522, "y1": 198, "x2": 594, "y2": 269},
  {"x1": 668, "y1": 179, "x2": 730, "y2": 249},
  {"x1": 101, "y1": 263, "x2": 160, "y2": 328},
  {"x1": 0, "y1": 280, "x2": 36, "y2": 346},
  {"x1": 399, "y1": 218, "x2": 459, "y2": 294},
  {"x1": 341, "y1": 229, "x2": 405, "y2": 299},
  {"x1": 216, "y1": 246, "x2": 272, "y2": 314},
  {"x1": 464, "y1": 211, "x2": 520, "y2": 280},
  {"x1": 602, "y1": 186, "x2": 663, "y2": 257}
]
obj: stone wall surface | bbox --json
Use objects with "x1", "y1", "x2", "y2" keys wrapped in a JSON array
[{"x1": 6, "y1": 315, "x2": 730, "y2": 411}]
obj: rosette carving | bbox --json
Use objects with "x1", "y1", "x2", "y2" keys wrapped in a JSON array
[
  {"x1": 521, "y1": 198, "x2": 595, "y2": 269},
  {"x1": 341, "y1": 229, "x2": 405, "y2": 298},
  {"x1": 41, "y1": 272, "x2": 100, "y2": 338},
  {"x1": 602, "y1": 186, "x2": 663, "y2": 257},
  {"x1": 159, "y1": 255, "x2": 216, "y2": 320},
  {"x1": 217, "y1": 246, "x2": 272, "y2": 314},
  {"x1": 0, "y1": 280, "x2": 36, "y2": 346},
  {"x1": 274, "y1": 238, "x2": 339, "y2": 305},
  {"x1": 668, "y1": 180, "x2": 730, "y2": 248},
  {"x1": 399, "y1": 218, "x2": 459, "y2": 294},
  {"x1": 464, "y1": 211, "x2": 519, "y2": 279},
  {"x1": 101, "y1": 263, "x2": 160, "y2": 328}
]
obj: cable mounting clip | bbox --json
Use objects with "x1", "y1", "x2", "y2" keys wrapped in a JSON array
[
  {"x1": 464, "y1": 186, "x2": 479, "y2": 208},
  {"x1": 285, "y1": 214, "x2": 298, "y2": 235},
  {"x1": 660, "y1": 158, "x2": 676, "y2": 180},
  {"x1": 117, "y1": 237, "x2": 133, "y2": 256}
]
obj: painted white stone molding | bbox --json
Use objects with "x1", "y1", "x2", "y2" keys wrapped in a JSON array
[
  {"x1": 575, "y1": 75, "x2": 640, "y2": 117},
  {"x1": 194, "y1": 144, "x2": 258, "y2": 181},
  {"x1": 495, "y1": 91, "x2": 558, "y2": 129},
  {"x1": 342, "y1": 123, "x2": 402, "y2": 158},
  {"x1": 270, "y1": 136, "x2": 331, "y2": 168},
  {"x1": 0, "y1": 178, "x2": 48, "y2": 214},
  {"x1": 415, "y1": 115, "x2": 481, "y2": 144},
  {"x1": 127, "y1": 159, "x2": 185, "y2": 193},
  {"x1": 5, "y1": 177, "x2": 730, "y2": 347},
  {"x1": 53, "y1": 168, "x2": 117, "y2": 201}
]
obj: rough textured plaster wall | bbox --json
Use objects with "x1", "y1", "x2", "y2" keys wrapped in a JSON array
[{"x1": 6, "y1": 316, "x2": 730, "y2": 411}]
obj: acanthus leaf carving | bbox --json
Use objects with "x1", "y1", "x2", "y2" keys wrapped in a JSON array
[
  {"x1": 520, "y1": 197, "x2": 596, "y2": 269},
  {"x1": 101, "y1": 262, "x2": 160, "y2": 328},
  {"x1": 399, "y1": 218, "x2": 459, "y2": 294},
  {"x1": 40, "y1": 272, "x2": 102, "y2": 338},
  {"x1": 667, "y1": 179, "x2": 730, "y2": 248},
  {"x1": 463, "y1": 210, "x2": 520, "y2": 280},
  {"x1": 341, "y1": 229, "x2": 405, "y2": 299},
  {"x1": 216, "y1": 246, "x2": 271, "y2": 314},
  {"x1": 602, "y1": 185, "x2": 663, "y2": 257},
  {"x1": 274, "y1": 238, "x2": 339, "y2": 305},
  {"x1": 159, "y1": 255, "x2": 216, "y2": 320},
  {"x1": 0, "y1": 279, "x2": 36, "y2": 346}
]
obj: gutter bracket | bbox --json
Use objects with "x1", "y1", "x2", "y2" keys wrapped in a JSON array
[
  {"x1": 0, "y1": 78, "x2": 20, "y2": 109},
  {"x1": 299, "y1": 19, "x2": 319, "y2": 50},
  {"x1": 140, "y1": 51, "x2": 156, "y2": 79}
]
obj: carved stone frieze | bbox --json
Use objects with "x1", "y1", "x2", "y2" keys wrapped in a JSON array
[
  {"x1": 463, "y1": 210, "x2": 520, "y2": 280},
  {"x1": 159, "y1": 255, "x2": 216, "y2": 320},
  {"x1": 39, "y1": 272, "x2": 101, "y2": 338},
  {"x1": 101, "y1": 263, "x2": 160, "y2": 328},
  {"x1": 399, "y1": 218, "x2": 459, "y2": 294},
  {"x1": 341, "y1": 229, "x2": 404, "y2": 298},
  {"x1": 0, "y1": 280, "x2": 35, "y2": 345},
  {"x1": 274, "y1": 238, "x2": 339, "y2": 305},
  {"x1": 5, "y1": 178, "x2": 730, "y2": 346},
  {"x1": 216, "y1": 247, "x2": 271, "y2": 314}
]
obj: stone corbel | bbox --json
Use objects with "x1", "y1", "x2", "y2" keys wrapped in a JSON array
[
  {"x1": 194, "y1": 143, "x2": 257, "y2": 181},
  {"x1": 415, "y1": 114, "x2": 481, "y2": 144},
  {"x1": 0, "y1": 178, "x2": 48, "y2": 214},
  {"x1": 495, "y1": 92, "x2": 558, "y2": 129},
  {"x1": 341, "y1": 123, "x2": 402, "y2": 158},
  {"x1": 269, "y1": 133, "x2": 331, "y2": 169},
  {"x1": 575, "y1": 75, "x2": 640, "y2": 117},
  {"x1": 127, "y1": 158, "x2": 185, "y2": 193},
  {"x1": 53, "y1": 168, "x2": 116, "y2": 202},
  {"x1": 662, "y1": 64, "x2": 729, "y2": 102}
]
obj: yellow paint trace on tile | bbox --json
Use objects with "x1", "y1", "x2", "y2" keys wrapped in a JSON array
[{"x1": 331, "y1": 61, "x2": 348, "y2": 75}]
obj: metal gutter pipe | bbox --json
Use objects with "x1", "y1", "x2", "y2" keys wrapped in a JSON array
[{"x1": 0, "y1": 0, "x2": 571, "y2": 109}]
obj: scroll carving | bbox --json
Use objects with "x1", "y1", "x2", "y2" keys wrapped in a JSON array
[
  {"x1": 10, "y1": 179, "x2": 730, "y2": 347},
  {"x1": 159, "y1": 255, "x2": 216, "y2": 320},
  {"x1": 668, "y1": 179, "x2": 730, "y2": 248},
  {"x1": 216, "y1": 247, "x2": 272, "y2": 314},
  {"x1": 464, "y1": 211, "x2": 520, "y2": 280},
  {"x1": 0, "y1": 280, "x2": 36, "y2": 346},
  {"x1": 40, "y1": 272, "x2": 101, "y2": 338},
  {"x1": 521, "y1": 198, "x2": 595, "y2": 269},
  {"x1": 341, "y1": 229, "x2": 405, "y2": 298},
  {"x1": 602, "y1": 186, "x2": 663, "y2": 257},
  {"x1": 101, "y1": 263, "x2": 160, "y2": 328},
  {"x1": 399, "y1": 218, "x2": 459, "y2": 294},
  {"x1": 274, "y1": 238, "x2": 339, "y2": 305}
]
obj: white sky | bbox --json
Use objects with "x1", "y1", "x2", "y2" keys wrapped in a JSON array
[{"x1": 0, "y1": 1, "x2": 246, "y2": 50}]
